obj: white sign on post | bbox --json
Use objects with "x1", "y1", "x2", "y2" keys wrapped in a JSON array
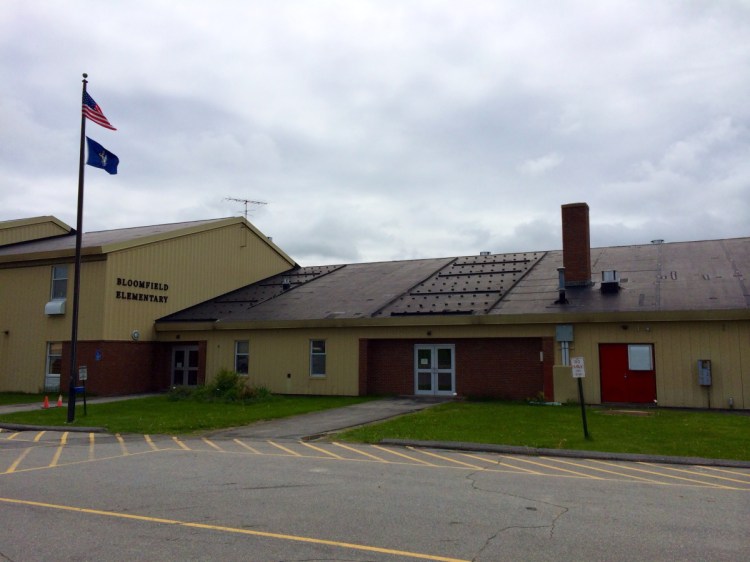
[
  {"x1": 571, "y1": 357, "x2": 585, "y2": 378},
  {"x1": 78, "y1": 365, "x2": 88, "y2": 382}
]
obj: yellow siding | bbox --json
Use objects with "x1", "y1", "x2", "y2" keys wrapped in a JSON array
[
  {"x1": 0, "y1": 220, "x2": 292, "y2": 392},
  {"x1": 0, "y1": 218, "x2": 70, "y2": 246},
  {"x1": 163, "y1": 318, "x2": 749, "y2": 408},
  {"x1": 175, "y1": 323, "x2": 556, "y2": 396},
  {"x1": 102, "y1": 223, "x2": 292, "y2": 341},
  {"x1": 0, "y1": 259, "x2": 108, "y2": 392},
  {"x1": 553, "y1": 320, "x2": 749, "y2": 409}
]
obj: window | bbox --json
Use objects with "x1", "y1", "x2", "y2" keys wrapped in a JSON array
[
  {"x1": 310, "y1": 339, "x2": 326, "y2": 377},
  {"x1": 51, "y1": 265, "x2": 68, "y2": 300},
  {"x1": 45, "y1": 342, "x2": 62, "y2": 392},
  {"x1": 235, "y1": 340, "x2": 249, "y2": 375},
  {"x1": 628, "y1": 344, "x2": 653, "y2": 371}
]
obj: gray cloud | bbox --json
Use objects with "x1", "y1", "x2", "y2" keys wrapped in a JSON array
[{"x1": 1, "y1": 1, "x2": 749, "y2": 264}]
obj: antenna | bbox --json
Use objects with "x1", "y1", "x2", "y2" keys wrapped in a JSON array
[{"x1": 224, "y1": 197, "x2": 268, "y2": 219}]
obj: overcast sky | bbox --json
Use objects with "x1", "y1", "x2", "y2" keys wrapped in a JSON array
[{"x1": 2, "y1": 1, "x2": 749, "y2": 265}]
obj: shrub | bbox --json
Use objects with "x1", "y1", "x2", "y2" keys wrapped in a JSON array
[{"x1": 168, "y1": 370, "x2": 273, "y2": 404}]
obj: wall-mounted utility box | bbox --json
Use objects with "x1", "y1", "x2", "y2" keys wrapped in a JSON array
[
  {"x1": 697, "y1": 359, "x2": 712, "y2": 386},
  {"x1": 556, "y1": 324, "x2": 574, "y2": 342}
]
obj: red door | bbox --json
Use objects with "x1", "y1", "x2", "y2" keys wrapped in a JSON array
[{"x1": 599, "y1": 344, "x2": 656, "y2": 403}]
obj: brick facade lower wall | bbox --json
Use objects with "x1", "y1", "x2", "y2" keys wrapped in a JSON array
[
  {"x1": 60, "y1": 340, "x2": 206, "y2": 396},
  {"x1": 362, "y1": 337, "x2": 553, "y2": 400}
]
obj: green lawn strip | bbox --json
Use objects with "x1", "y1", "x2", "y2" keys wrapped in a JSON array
[
  {"x1": 0, "y1": 393, "x2": 49, "y2": 406},
  {"x1": 336, "y1": 401, "x2": 750, "y2": 461},
  {"x1": 0, "y1": 395, "x2": 373, "y2": 434}
]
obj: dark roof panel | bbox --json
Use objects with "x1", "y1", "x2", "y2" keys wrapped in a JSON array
[{"x1": 158, "y1": 237, "x2": 750, "y2": 325}]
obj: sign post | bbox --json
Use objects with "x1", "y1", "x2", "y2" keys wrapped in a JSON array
[
  {"x1": 571, "y1": 357, "x2": 590, "y2": 439},
  {"x1": 78, "y1": 365, "x2": 88, "y2": 416}
]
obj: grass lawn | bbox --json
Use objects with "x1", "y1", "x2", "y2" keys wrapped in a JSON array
[
  {"x1": 2, "y1": 396, "x2": 748, "y2": 460},
  {"x1": 337, "y1": 401, "x2": 750, "y2": 461},
  {"x1": 0, "y1": 392, "x2": 49, "y2": 406},
  {"x1": 0, "y1": 395, "x2": 373, "y2": 435}
]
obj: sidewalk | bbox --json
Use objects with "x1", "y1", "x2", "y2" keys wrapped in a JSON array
[{"x1": 0, "y1": 393, "x2": 161, "y2": 416}]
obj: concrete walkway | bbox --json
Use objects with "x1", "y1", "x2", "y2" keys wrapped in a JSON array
[{"x1": 205, "y1": 397, "x2": 443, "y2": 440}]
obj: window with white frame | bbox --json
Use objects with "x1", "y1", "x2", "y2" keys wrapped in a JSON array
[
  {"x1": 628, "y1": 344, "x2": 653, "y2": 371},
  {"x1": 51, "y1": 265, "x2": 68, "y2": 300},
  {"x1": 310, "y1": 339, "x2": 326, "y2": 377},
  {"x1": 234, "y1": 340, "x2": 249, "y2": 375},
  {"x1": 45, "y1": 342, "x2": 63, "y2": 392}
]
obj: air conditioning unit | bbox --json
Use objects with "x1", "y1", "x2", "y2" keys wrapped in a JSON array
[{"x1": 44, "y1": 299, "x2": 66, "y2": 315}]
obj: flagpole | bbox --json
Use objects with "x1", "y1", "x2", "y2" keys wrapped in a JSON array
[{"x1": 67, "y1": 73, "x2": 88, "y2": 423}]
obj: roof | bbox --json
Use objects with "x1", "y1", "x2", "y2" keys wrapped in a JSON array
[
  {"x1": 0, "y1": 216, "x2": 72, "y2": 232},
  {"x1": 0, "y1": 217, "x2": 294, "y2": 266},
  {"x1": 0, "y1": 216, "x2": 72, "y2": 247},
  {"x1": 157, "y1": 237, "x2": 750, "y2": 326}
]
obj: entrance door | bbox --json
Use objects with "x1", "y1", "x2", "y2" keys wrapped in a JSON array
[
  {"x1": 414, "y1": 344, "x2": 455, "y2": 396},
  {"x1": 172, "y1": 346, "x2": 199, "y2": 386},
  {"x1": 599, "y1": 343, "x2": 656, "y2": 403}
]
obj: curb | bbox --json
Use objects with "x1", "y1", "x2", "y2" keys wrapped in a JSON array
[
  {"x1": 381, "y1": 439, "x2": 750, "y2": 469},
  {"x1": 0, "y1": 422, "x2": 107, "y2": 433}
]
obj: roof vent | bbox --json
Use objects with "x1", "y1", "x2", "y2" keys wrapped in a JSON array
[
  {"x1": 480, "y1": 251, "x2": 491, "y2": 256},
  {"x1": 651, "y1": 239, "x2": 664, "y2": 244},
  {"x1": 600, "y1": 270, "x2": 620, "y2": 294}
]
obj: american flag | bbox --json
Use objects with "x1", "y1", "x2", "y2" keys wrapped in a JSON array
[{"x1": 82, "y1": 92, "x2": 116, "y2": 130}]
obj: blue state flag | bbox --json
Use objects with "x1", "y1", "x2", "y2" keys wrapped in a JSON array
[{"x1": 86, "y1": 137, "x2": 119, "y2": 175}]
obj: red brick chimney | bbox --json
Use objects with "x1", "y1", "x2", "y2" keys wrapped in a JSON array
[{"x1": 561, "y1": 202, "x2": 591, "y2": 286}]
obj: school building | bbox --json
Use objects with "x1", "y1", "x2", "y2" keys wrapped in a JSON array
[{"x1": 1, "y1": 204, "x2": 748, "y2": 409}]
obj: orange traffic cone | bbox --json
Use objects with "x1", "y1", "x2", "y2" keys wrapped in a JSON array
[
  {"x1": 42, "y1": 396, "x2": 50, "y2": 409},
  {"x1": 56, "y1": 395, "x2": 63, "y2": 408}
]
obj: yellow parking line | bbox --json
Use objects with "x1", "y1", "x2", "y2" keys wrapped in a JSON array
[
  {"x1": 33, "y1": 431, "x2": 47, "y2": 443},
  {"x1": 202, "y1": 438, "x2": 224, "y2": 452},
  {"x1": 49, "y1": 432, "x2": 69, "y2": 467},
  {"x1": 5, "y1": 447, "x2": 32, "y2": 474},
  {"x1": 6, "y1": 432, "x2": 20, "y2": 441},
  {"x1": 232, "y1": 439, "x2": 261, "y2": 454},
  {"x1": 144, "y1": 435, "x2": 158, "y2": 451},
  {"x1": 703, "y1": 466, "x2": 750, "y2": 479},
  {"x1": 500, "y1": 455, "x2": 605, "y2": 480},
  {"x1": 0, "y1": 496, "x2": 470, "y2": 562},
  {"x1": 89, "y1": 433, "x2": 96, "y2": 461},
  {"x1": 409, "y1": 448, "x2": 483, "y2": 469},
  {"x1": 172, "y1": 436, "x2": 190, "y2": 451},
  {"x1": 332, "y1": 442, "x2": 391, "y2": 463},
  {"x1": 300, "y1": 442, "x2": 344, "y2": 459},
  {"x1": 115, "y1": 434, "x2": 128, "y2": 456},
  {"x1": 458, "y1": 453, "x2": 545, "y2": 475},
  {"x1": 372, "y1": 445, "x2": 437, "y2": 466},
  {"x1": 602, "y1": 461, "x2": 740, "y2": 490},
  {"x1": 635, "y1": 463, "x2": 750, "y2": 488},
  {"x1": 268, "y1": 441, "x2": 302, "y2": 456},
  {"x1": 546, "y1": 458, "x2": 664, "y2": 484}
]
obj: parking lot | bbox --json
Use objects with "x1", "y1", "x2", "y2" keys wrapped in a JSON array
[{"x1": 2, "y1": 428, "x2": 749, "y2": 561}]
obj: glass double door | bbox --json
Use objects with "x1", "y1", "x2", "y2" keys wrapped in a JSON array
[
  {"x1": 172, "y1": 346, "x2": 199, "y2": 386},
  {"x1": 414, "y1": 344, "x2": 455, "y2": 396}
]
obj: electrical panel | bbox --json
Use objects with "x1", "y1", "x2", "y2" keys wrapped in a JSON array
[
  {"x1": 556, "y1": 324, "x2": 574, "y2": 342},
  {"x1": 697, "y1": 360, "x2": 712, "y2": 386}
]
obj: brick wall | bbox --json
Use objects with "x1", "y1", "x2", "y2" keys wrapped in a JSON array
[
  {"x1": 60, "y1": 340, "x2": 207, "y2": 396},
  {"x1": 361, "y1": 337, "x2": 552, "y2": 400},
  {"x1": 561, "y1": 202, "x2": 591, "y2": 286}
]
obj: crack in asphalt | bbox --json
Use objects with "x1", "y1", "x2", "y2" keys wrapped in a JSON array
[{"x1": 464, "y1": 465, "x2": 569, "y2": 561}]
